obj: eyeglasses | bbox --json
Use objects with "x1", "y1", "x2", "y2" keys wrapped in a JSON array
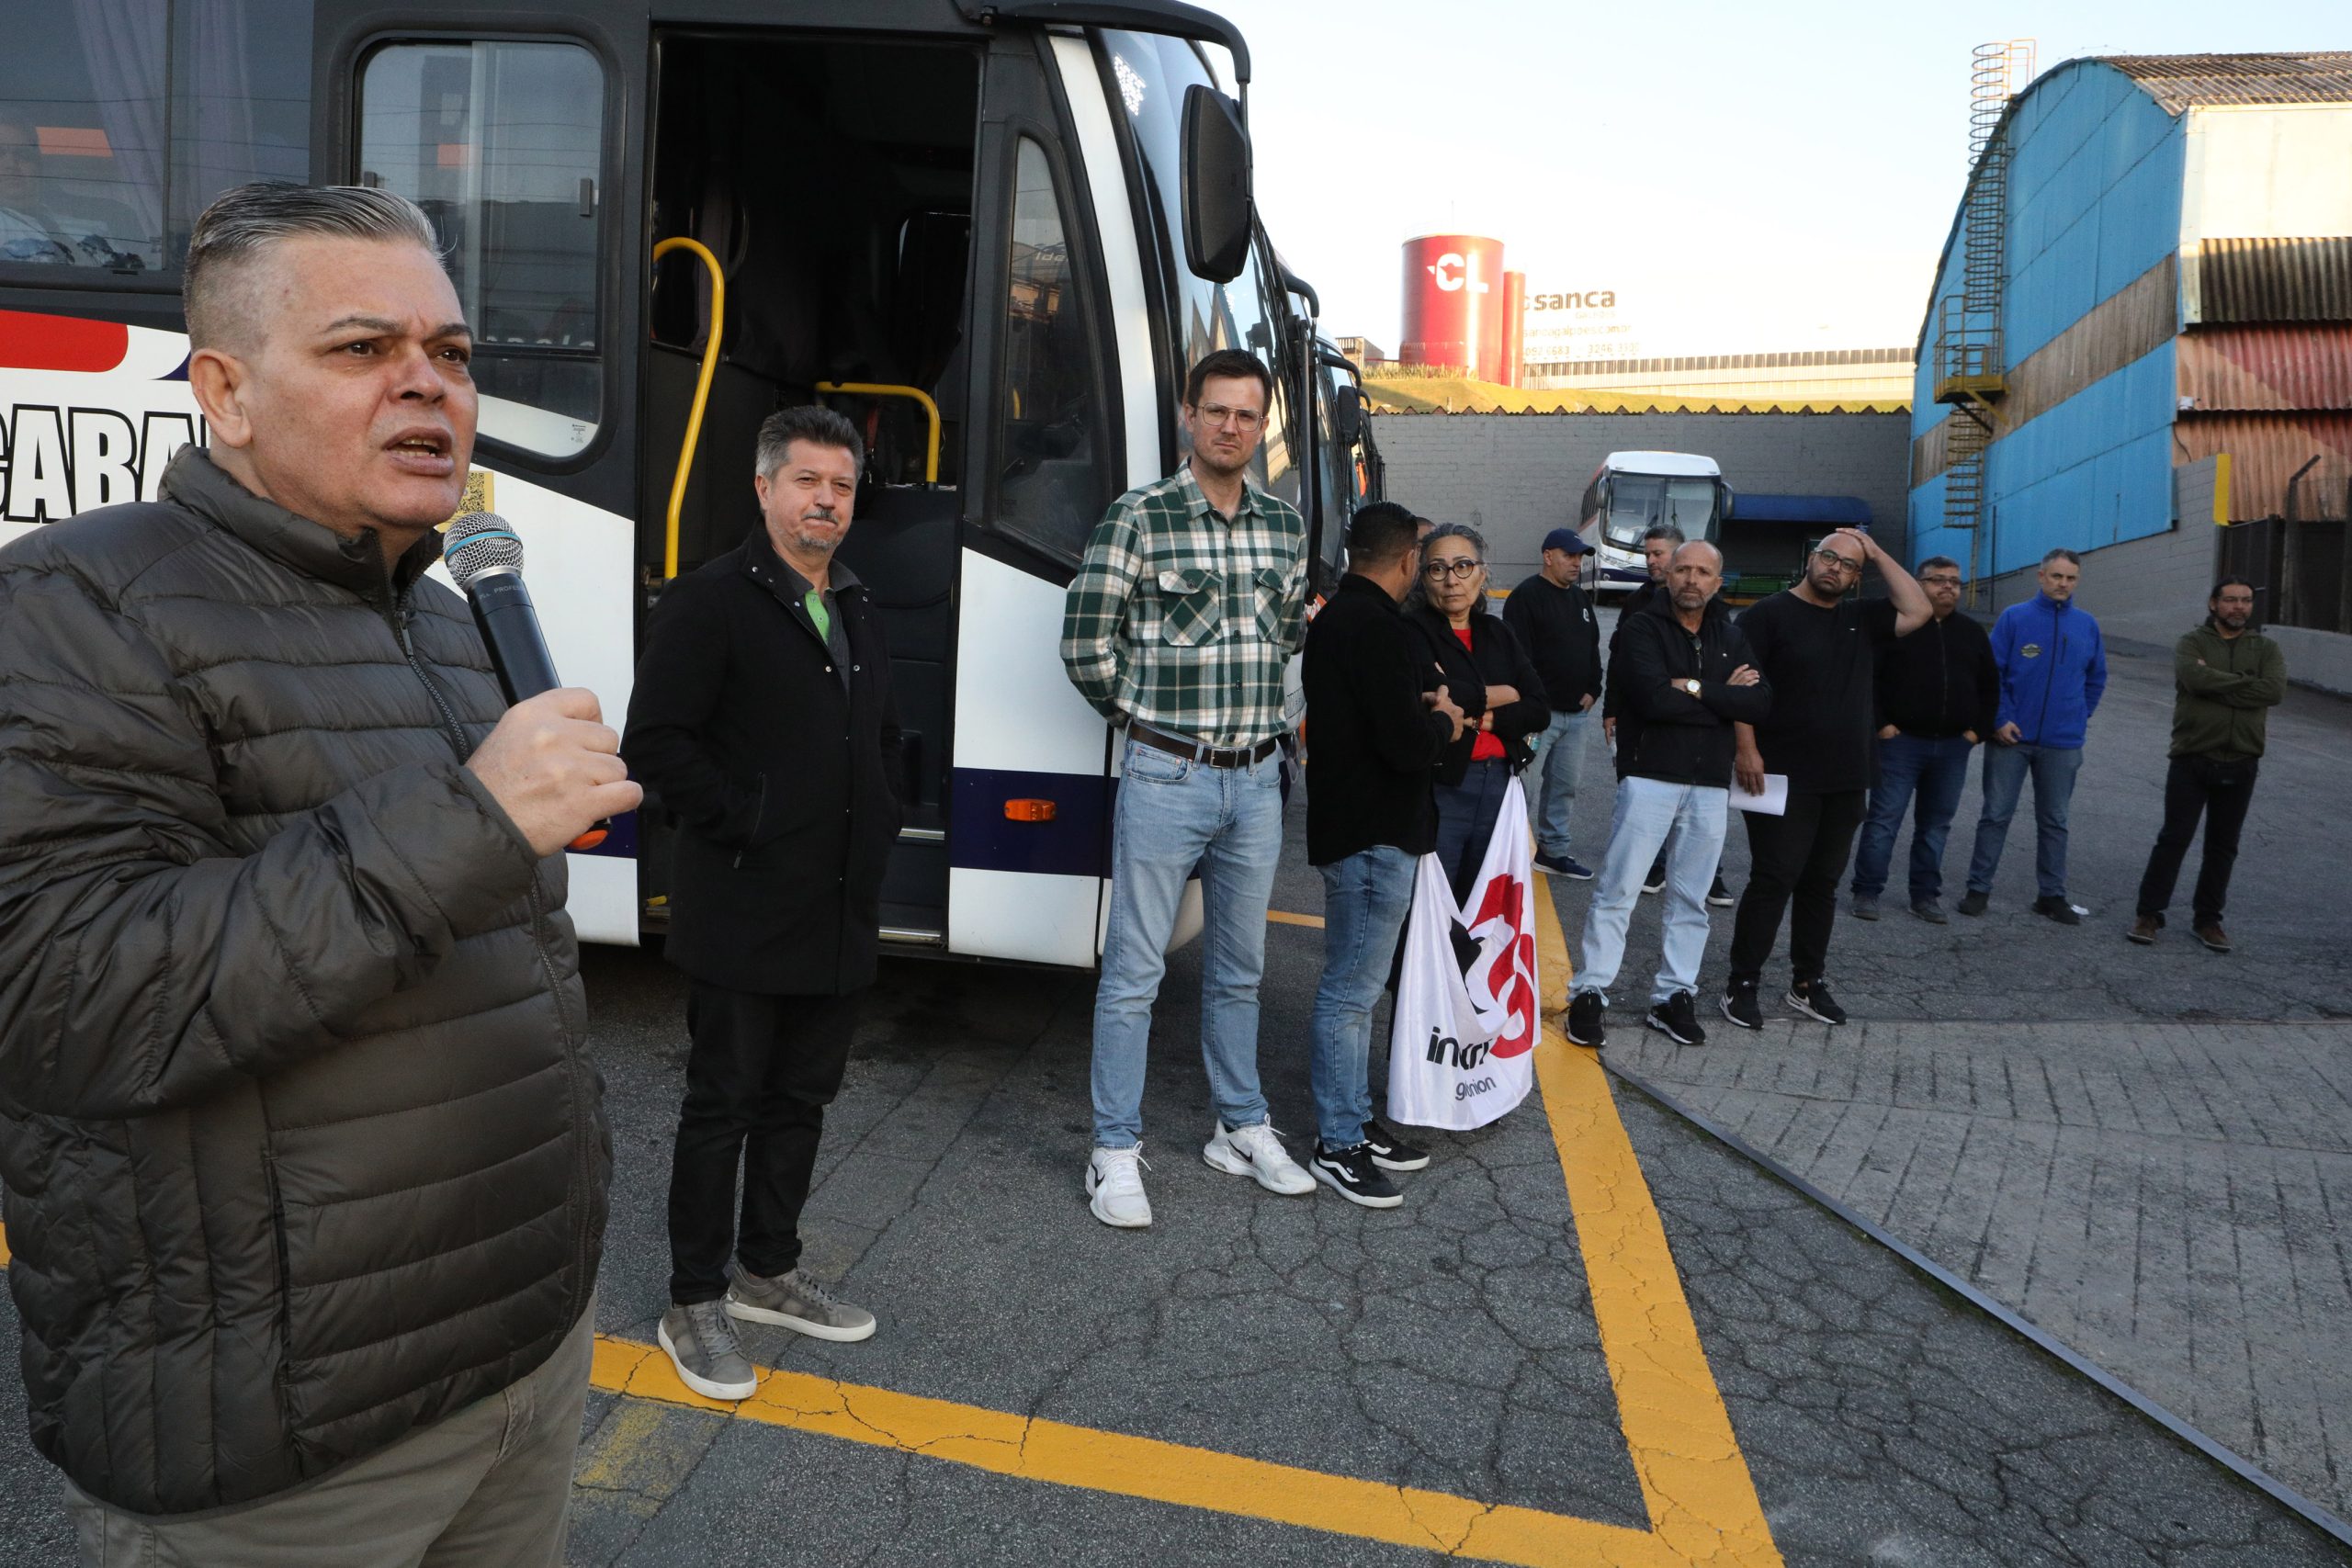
[
  {"x1": 1191, "y1": 401, "x2": 1264, "y2": 431},
  {"x1": 1423, "y1": 558, "x2": 1484, "y2": 581},
  {"x1": 1920, "y1": 574, "x2": 1962, "y2": 588},
  {"x1": 1812, "y1": 550, "x2": 1863, "y2": 576}
]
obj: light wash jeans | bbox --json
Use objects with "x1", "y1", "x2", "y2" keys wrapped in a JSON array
[
  {"x1": 1966, "y1": 740, "x2": 2085, "y2": 899},
  {"x1": 1309, "y1": 845, "x2": 1417, "y2": 1149},
  {"x1": 1574, "y1": 776, "x2": 1728, "y2": 1004},
  {"x1": 1091, "y1": 732, "x2": 1284, "y2": 1147},
  {"x1": 1524, "y1": 707, "x2": 1589, "y2": 860}
]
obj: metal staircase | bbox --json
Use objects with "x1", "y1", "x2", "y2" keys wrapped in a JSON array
[{"x1": 1933, "y1": 39, "x2": 2033, "y2": 604}]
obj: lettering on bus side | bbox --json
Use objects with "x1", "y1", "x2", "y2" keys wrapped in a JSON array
[{"x1": 0, "y1": 402, "x2": 207, "y2": 522}]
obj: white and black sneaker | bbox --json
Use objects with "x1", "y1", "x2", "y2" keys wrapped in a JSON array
[
  {"x1": 1786, "y1": 977, "x2": 1849, "y2": 1025},
  {"x1": 1309, "y1": 1141, "x2": 1403, "y2": 1208},
  {"x1": 1720, "y1": 977, "x2": 1764, "y2": 1031},
  {"x1": 1645, "y1": 990, "x2": 1707, "y2": 1046},
  {"x1": 1565, "y1": 989, "x2": 1607, "y2": 1048},
  {"x1": 1362, "y1": 1117, "x2": 1431, "y2": 1172},
  {"x1": 1640, "y1": 856, "x2": 1668, "y2": 896}
]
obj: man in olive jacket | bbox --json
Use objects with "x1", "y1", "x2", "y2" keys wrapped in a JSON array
[
  {"x1": 625, "y1": 405, "x2": 903, "y2": 1401},
  {"x1": 0, "y1": 185, "x2": 634, "y2": 1562},
  {"x1": 2129, "y1": 578, "x2": 2287, "y2": 953}
]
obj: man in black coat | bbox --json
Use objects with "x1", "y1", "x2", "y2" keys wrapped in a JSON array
[
  {"x1": 1504, "y1": 528, "x2": 1603, "y2": 879},
  {"x1": 1566, "y1": 542, "x2": 1770, "y2": 1050},
  {"x1": 1302, "y1": 502, "x2": 1464, "y2": 1206},
  {"x1": 625, "y1": 405, "x2": 903, "y2": 1400}
]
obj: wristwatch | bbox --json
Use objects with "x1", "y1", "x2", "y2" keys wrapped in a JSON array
[{"x1": 1681, "y1": 679, "x2": 1702, "y2": 697}]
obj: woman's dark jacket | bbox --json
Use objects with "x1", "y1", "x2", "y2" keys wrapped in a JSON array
[
  {"x1": 625, "y1": 525, "x2": 903, "y2": 995},
  {"x1": 1405, "y1": 602, "x2": 1550, "y2": 784},
  {"x1": 0, "y1": 449, "x2": 608, "y2": 1515},
  {"x1": 1612, "y1": 592, "x2": 1773, "y2": 786}
]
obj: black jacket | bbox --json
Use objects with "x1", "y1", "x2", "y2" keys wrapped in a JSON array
[
  {"x1": 1502, "y1": 571, "x2": 1602, "y2": 715},
  {"x1": 1600, "y1": 577, "x2": 1666, "y2": 722},
  {"x1": 0, "y1": 449, "x2": 607, "y2": 1515},
  {"x1": 1406, "y1": 603, "x2": 1550, "y2": 783},
  {"x1": 1876, "y1": 611, "x2": 2000, "y2": 739},
  {"x1": 1303, "y1": 574, "x2": 1453, "y2": 865},
  {"x1": 1612, "y1": 593, "x2": 1773, "y2": 786},
  {"x1": 626, "y1": 525, "x2": 903, "y2": 995}
]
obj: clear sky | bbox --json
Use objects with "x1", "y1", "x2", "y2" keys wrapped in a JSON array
[{"x1": 1207, "y1": 0, "x2": 2345, "y2": 359}]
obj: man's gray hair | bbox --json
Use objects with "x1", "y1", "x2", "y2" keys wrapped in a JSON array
[
  {"x1": 1641, "y1": 522, "x2": 1686, "y2": 547},
  {"x1": 2041, "y1": 547, "x2": 2082, "y2": 569},
  {"x1": 184, "y1": 183, "x2": 442, "y2": 351},
  {"x1": 754, "y1": 404, "x2": 865, "y2": 479}
]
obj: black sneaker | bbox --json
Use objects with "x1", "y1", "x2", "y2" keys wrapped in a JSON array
[
  {"x1": 1720, "y1": 978, "x2": 1763, "y2": 1031},
  {"x1": 2032, "y1": 895, "x2": 2084, "y2": 926},
  {"x1": 1850, "y1": 892, "x2": 1881, "y2": 920},
  {"x1": 1534, "y1": 852, "x2": 1596, "y2": 880},
  {"x1": 1786, "y1": 977, "x2": 1849, "y2": 1025},
  {"x1": 1706, "y1": 874, "x2": 1735, "y2": 908},
  {"x1": 1645, "y1": 991, "x2": 1706, "y2": 1046},
  {"x1": 1641, "y1": 857, "x2": 1668, "y2": 895},
  {"x1": 1957, "y1": 889, "x2": 1989, "y2": 917},
  {"x1": 1310, "y1": 1141, "x2": 1403, "y2": 1208},
  {"x1": 1362, "y1": 1116, "x2": 1430, "y2": 1172},
  {"x1": 1565, "y1": 989, "x2": 1607, "y2": 1048}
]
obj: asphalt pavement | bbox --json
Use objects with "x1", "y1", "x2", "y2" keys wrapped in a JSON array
[{"x1": 0, "y1": 613, "x2": 2347, "y2": 1566}]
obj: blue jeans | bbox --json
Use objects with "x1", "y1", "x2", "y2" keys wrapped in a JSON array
[
  {"x1": 1850, "y1": 734, "x2": 1974, "y2": 902},
  {"x1": 1434, "y1": 757, "x2": 1513, "y2": 902},
  {"x1": 1091, "y1": 734, "x2": 1285, "y2": 1148},
  {"x1": 1966, "y1": 740, "x2": 2084, "y2": 899},
  {"x1": 1309, "y1": 846, "x2": 1417, "y2": 1148},
  {"x1": 1523, "y1": 707, "x2": 1589, "y2": 859},
  {"x1": 1575, "y1": 776, "x2": 1728, "y2": 1004}
]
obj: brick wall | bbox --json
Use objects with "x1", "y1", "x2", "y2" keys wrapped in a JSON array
[{"x1": 1370, "y1": 411, "x2": 1913, "y2": 584}]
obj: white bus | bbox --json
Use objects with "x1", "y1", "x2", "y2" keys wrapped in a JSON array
[
  {"x1": 1577, "y1": 450, "x2": 1731, "y2": 595},
  {"x1": 0, "y1": 0, "x2": 1369, "y2": 969}
]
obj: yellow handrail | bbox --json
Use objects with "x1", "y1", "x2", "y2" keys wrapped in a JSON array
[
  {"x1": 652, "y1": 236, "x2": 724, "y2": 581},
  {"x1": 815, "y1": 381, "x2": 942, "y2": 485}
]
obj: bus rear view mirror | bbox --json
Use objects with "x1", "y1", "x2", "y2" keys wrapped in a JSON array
[
  {"x1": 1181, "y1": 84, "x2": 1252, "y2": 283},
  {"x1": 1332, "y1": 383, "x2": 1364, "y2": 445}
]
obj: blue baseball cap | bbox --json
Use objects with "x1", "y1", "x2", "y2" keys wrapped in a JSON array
[{"x1": 1541, "y1": 528, "x2": 1592, "y2": 556}]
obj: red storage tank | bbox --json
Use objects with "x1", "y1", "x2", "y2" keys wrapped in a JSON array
[
  {"x1": 1498, "y1": 270, "x2": 1527, "y2": 388},
  {"x1": 1400, "y1": 234, "x2": 1506, "y2": 378}
]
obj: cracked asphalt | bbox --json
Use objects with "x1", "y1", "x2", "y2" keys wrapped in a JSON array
[{"x1": 1, "y1": 627, "x2": 2347, "y2": 1565}]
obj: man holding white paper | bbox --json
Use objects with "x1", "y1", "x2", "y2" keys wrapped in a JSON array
[
  {"x1": 1566, "y1": 542, "x2": 1770, "y2": 1050},
  {"x1": 1722, "y1": 529, "x2": 1929, "y2": 1031}
]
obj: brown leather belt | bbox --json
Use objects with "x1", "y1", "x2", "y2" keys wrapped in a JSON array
[{"x1": 1129, "y1": 721, "x2": 1281, "y2": 769}]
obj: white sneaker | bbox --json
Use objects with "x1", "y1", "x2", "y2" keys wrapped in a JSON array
[
  {"x1": 1202, "y1": 1121, "x2": 1316, "y2": 1195},
  {"x1": 1085, "y1": 1145, "x2": 1152, "y2": 1228}
]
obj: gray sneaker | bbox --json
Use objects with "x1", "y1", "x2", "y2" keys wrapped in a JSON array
[
  {"x1": 658, "y1": 1300, "x2": 757, "y2": 1401},
  {"x1": 1911, "y1": 897, "x2": 1950, "y2": 925},
  {"x1": 1851, "y1": 892, "x2": 1881, "y2": 920},
  {"x1": 726, "y1": 1267, "x2": 876, "y2": 1343}
]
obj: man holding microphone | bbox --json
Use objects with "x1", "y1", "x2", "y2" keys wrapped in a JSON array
[{"x1": 0, "y1": 183, "x2": 632, "y2": 1564}]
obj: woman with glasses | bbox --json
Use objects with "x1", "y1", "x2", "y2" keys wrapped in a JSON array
[{"x1": 1406, "y1": 524, "x2": 1551, "y2": 900}]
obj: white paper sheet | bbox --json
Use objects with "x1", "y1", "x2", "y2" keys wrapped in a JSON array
[{"x1": 1728, "y1": 772, "x2": 1790, "y2": 816}]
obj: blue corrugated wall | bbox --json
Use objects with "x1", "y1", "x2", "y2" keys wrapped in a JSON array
[{"x1": 1908, "y1": 62, "x2": 2187, "y2": 578}]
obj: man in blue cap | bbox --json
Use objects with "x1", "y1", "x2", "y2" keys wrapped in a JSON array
[{"x1": 1505, "y1": 528, "x2": 1604, "y2": 878}]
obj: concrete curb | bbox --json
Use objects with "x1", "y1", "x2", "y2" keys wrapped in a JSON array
[{"x1": 1600, "y1": 1054, "x2": 2352, "y2": 1553}]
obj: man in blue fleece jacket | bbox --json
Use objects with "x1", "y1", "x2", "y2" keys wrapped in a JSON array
[{"x1": 1960, "y1": 548, "x2": 2108, "y2": 922}]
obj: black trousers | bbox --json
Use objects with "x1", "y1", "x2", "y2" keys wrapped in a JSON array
[
  {"x1": 1729, "y1": 788, "x2": 1868, "y2": 987},
  {"x1": 668, "y1": 984, "x2": 861, "y2": 1304},
  {"x1": 2134, "y1": 756, "x2": 2259, "y2": 925}
]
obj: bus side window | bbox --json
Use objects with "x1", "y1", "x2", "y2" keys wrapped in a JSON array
[
  {"x1": 0, "y1": 13, "x2": 168, "y2": 274},
  {"x1": 996, "y1": 136, "x2": 1105, "y2": 561},
  {"x1": 357, "y1": 40, "x2": 605, "y2": 461}
]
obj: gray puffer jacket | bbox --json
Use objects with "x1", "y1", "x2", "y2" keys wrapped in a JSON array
[{"x1": 0, "y1": 448, "x2": 610, "y2": 1515}]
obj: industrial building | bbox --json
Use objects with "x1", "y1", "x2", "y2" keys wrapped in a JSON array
[{"x1": 1910, "y1": 48, "x2": 2352, "y2": 675}]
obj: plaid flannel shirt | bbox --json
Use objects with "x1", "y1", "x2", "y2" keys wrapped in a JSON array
[{"x1": 1059, "y1": 464, "x2": 1309, "y2": 746}]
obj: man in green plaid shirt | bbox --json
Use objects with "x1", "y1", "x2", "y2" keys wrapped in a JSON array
[{"x1": 1060, "y1": 349, "x2": 1316, "y2": 1227}]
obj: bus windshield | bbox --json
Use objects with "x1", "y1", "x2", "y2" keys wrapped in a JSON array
[{"x1": 1605, "y1": 474, "x2": 1719, "y2": 545}]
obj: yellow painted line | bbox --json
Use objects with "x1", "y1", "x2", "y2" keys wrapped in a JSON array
[
  {"x1": 1266, "y1": 908, "x2": 1326, "y2": 928},
  {"x1": 0, "y1": 882, "x2": 1778, "y2": 1564},
  {"x1": 1529, "y1": 873, "x2": 1785, "y2": 1566}
]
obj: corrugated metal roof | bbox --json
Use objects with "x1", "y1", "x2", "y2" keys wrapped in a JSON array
[
  {"x1": 2173, "y1": 411, "x2": 2352, "y2": 521},
  {"x1": 2099, "y1": 51, "x2": 2352, "y2": 112},
  {"x1": 2178, "y1": 325, "x2": 2352, "y2": 412},
  {"x1": 2194, "y1": 237, "x2": 2352, "y2": 323}
]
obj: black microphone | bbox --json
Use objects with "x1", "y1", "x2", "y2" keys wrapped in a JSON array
[{"x1": 443, "y1": 511, "x2": 609, "y2": 851}]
